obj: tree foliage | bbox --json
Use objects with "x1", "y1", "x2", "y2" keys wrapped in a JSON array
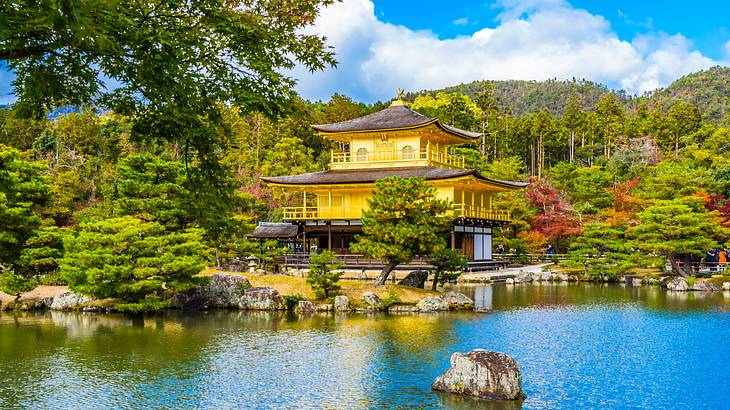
[
  {"x1": 306, "y1": 250, "x2": 342, "y2": 298},
  {"x1": 351, "y1": 177, "x2": 452, "y2": 286}
]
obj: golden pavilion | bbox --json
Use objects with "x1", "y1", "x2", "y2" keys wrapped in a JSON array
[{"x1": 260, "y1": 96, "x2": 526, "y2": 262}]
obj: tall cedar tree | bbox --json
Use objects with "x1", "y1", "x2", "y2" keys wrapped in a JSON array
[
  {"x1": 351, "y1": 177, "x2": 452, "y2": 286},
  {"x1": 631, "y1": 196, "x2": 728, "y2": 276}
]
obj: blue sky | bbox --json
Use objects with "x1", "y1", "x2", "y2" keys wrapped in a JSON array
[{"x1": 2, "y1": 0, "x2": 729, "y2": 105}]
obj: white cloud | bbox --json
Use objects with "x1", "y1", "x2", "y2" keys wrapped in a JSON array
[
  {"x1": 724, "y1": 40, "x2": 730, "y2": 58},
  {"x1": 293, "y1": 0, "x2": 728, "y2": 102},
  {"x1": 453, "y1": 17, "x2": 469, "y2": 26}
]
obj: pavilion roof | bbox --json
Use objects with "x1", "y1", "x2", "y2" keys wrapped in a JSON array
[
  {"x1": 311, "y1": 105, "x2": 481, "y2": 140},
  {"x1": 261, "y1": 166, "x2": 527, "y2": 189},
  {"x1": 250, "y1": 224, "x2": 298, "y2": 238}
]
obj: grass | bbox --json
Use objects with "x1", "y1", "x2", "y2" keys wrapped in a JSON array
[{"x1": 200, "y1": 270, "x2": 438, "y2": 308}]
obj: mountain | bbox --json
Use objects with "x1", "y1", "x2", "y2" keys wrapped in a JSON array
[
  {"x1": 412, "y1": 78, "x2": 629, "y2": 118},
  {"x1": 647, "y1": 66, "x2": 730, "y2": 127},
  {"x1": 415, "y1": 67, "x2": 730, "y2": 126}
]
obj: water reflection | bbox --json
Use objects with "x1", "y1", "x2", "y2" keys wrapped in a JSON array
[{"x1": 1, "y1": 284, "x2": 730, "y2": 409}]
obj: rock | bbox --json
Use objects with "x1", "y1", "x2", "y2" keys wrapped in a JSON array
[
  {"x1": 555, "y1": 272, "x2": 569, "y2": 282},
  {"x1": 295, "y1": 300, "x2": 316, "y2": 313},
  {"x1": 666, "y1": 277, "x2": 690, "y2": 291},
  {"x1": 240, "y1": 287, "x2": 284, "y2": 310},
  {"x1": 398, "y1": 271, "x2": 429, "y2": 289},
  {"x1": 515, "y1": 270, "x2": 532, "y2": 283},
  {"x1": 474, "y1": 306, "x2": 491, "y2": 313},
  {"x1": 334, "y1": 295, "x2": 350, "y2": 312},
  {"x1": 388, "y1": 304, "x2": 420, "y2": 313},
  {"x1": 539, "y1": 271, "x2": 552, "y2": 282},
  {"x1": 432, "y1": 349, "x2": 525, "y2": 400},
  {"x1": 692, "y1": 280, "x2": 721, "y2": 291},
  {"x1": 316, "y1": 303, "x2": 334, "y2": 312},
  {"x1": 416, "y1": 296, "x2": 449, "y2": 312},
  {"x1": 723, "y1": 282, "x2": 730, "y2": 291},
  {"x1": 505, "y1": 278, "x2": 514, "y2": 285},
  {"x1": 50, "y1": 292, "x2": 91, "y2": 311},
  {"x1": 207, "y1": 274, "x2": 251, "y2": 306},
  {"x1": 647, "y1": 278, "x2": 659, "y2": 285},
  {"x1": 362, "y1": 291, "x2": 381, "y2": 307},
  {"x1": 443, "y1": 291, "x2": 474, "y2": 310},
  {"x1": 170, "y1": 273, "x2": 251, "y2": 310},
  {"x1": 632, "y1": 278, "x2": 642, "y2": 287}
]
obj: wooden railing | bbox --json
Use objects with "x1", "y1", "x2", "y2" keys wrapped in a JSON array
[
  {"x1": 283, "y1": 204, "x2": 512, "y2": 221},
  {"x1": 330, "y1": 146, "x2": 465, "y2": 169},
  {"x1": 453, "y1": 204, "x2": 511, "y2": 222}
]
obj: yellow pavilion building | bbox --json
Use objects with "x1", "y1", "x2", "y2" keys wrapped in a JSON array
[{"x1": 261, "y1": 97, "x2": 526, "y2": 262}]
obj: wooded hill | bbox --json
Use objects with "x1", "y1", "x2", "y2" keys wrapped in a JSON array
[{"x1": 416, "y1": 66, "x2": 730, "y2": 126}]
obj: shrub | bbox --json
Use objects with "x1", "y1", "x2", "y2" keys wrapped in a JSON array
[
  {"x1": 380, "y1": 287, "x2": 402, "y2": 309},
  {"x1": 283, "y1": 294, "x2": 305, "y2": 311},
  {"x1": 0, "y1": 271, "x2": 38, "y2": 295},
  {"x1": 306, "y1": 251, "x2": 342, "y2": 298}
]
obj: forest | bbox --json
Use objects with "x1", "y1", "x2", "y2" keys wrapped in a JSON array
[{"x1": 1, "y1": 66, "x2": 730, "y2": 308}]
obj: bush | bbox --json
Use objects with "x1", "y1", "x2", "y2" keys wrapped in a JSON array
[
  {"x1": 0, "y1": 271, "x2": 38, "y2": 295},
  {"x1": 306, "y1": 251, "x2": 342, "y2": 298},
  {"x1": 40, "y1": 271, "x2": 67, "y2": 286},
  {"x1": 283, "y1": 294, "x2": 305, "y2": 311},
  {"x1": 429, "y1": 249, "x2": 467, "y2": 290},
  {"x1": 380, "y1": 287, "x2": 402, "y2": 309}
]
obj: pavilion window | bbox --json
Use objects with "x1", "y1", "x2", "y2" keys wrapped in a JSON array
[
  {"x1": 402, "y1": 145, "x2": 414, "y2": 160},
  {"x1": 356, "y1": 148, "x2": 368, "y2": 162}
]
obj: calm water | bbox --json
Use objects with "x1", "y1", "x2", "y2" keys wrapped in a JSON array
[{"x1": 2, "y1": 284, "x2": 730, "y2": 409}]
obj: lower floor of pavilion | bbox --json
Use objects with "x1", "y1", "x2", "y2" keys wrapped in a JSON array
[{"x1": 253, "y1": 219, "x2": 502, "y2": 261}]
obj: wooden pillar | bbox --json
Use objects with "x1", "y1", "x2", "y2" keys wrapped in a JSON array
[
  {"x1": 302, "y1": 189, "x2": 306, "y2": 215},
  {"x1": 451, "y1": 228, "x2": 456, "y2": 250},
  {"x1": 328, "y1": 224, "x2": 332, "y2": 251},
  {"x1": 328, "y1": 189, "x2": 332, "y2": 219}
]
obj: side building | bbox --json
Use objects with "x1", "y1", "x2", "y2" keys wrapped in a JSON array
[{"x1": 260, "y1": 98, "x2": 526, "y2": 262}]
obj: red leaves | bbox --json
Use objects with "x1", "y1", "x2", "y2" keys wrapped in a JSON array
[{"x1": 526, "y1": 178, "x2": 581, "y2": 243}]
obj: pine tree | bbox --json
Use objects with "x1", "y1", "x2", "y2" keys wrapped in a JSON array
[
  {"x1": 351, "y1": 177, "x2": 452, "y2": 286},
  {"x1": 306, "y1": 250, "x2": 342, "y2": 298}
]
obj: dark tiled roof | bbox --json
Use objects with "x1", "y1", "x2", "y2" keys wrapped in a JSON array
[
  {"x1": 251, "y1": 225, "x2": 298, "y2": 238},
  {"x1": 262, "y1": 166, "x2": 528, "y2": 188},
  {"x1": 312, "y1": 105, "x2": 480, "y2": 140}
]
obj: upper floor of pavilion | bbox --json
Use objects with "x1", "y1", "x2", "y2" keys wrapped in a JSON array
[{"x1": 314, "y1": 98, "x2": 480, "y2": 171}]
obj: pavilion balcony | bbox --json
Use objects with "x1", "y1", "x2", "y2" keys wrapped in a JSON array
[
  {"x1": 329, "y1": 145, "x2": 465, "y2": 170},
  {"x1": 282, "y1": 204, "x2": 511, "y2": 222},
  {"x1": 282, "y1": 206, "x2": 365, "y2": 220},
  {"x1": 452, "y1": 204, "x2": 511, "y2": 222}
]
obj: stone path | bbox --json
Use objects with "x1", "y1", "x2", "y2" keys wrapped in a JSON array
[{"x1": 461, "y1": 263, "x2": 553, "y2": 283}]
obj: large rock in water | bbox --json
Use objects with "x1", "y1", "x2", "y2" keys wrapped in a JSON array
[
  {"x1": 50, "y1": 292, "x2": 91, "y2": 311},
  {"x1": 362, "y1": 292, "x2": 381, "y2": 307},
  {"x1": 240, "y1": 287, "x2": 285, "y2": 310},
  {"x1": 432, "y1": 350, "x2": 525, "y2": 400}
]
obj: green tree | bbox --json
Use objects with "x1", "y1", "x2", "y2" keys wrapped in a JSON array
[
  {"x1": 351, "y1": 177, "x2": 452, "y2": 286},
  {"x1": 0, "y1": 145, "x2": 52, "y2": 268},
  {"x1": 562, "y1": 95, "x2": 585, "y2": 163},
  {"x1": 61, "y1": 216, "x2": 208, "y2": 311},
  {"x1": 566, "y1": 223, "x2": 634, "y2": 276},
  {"x1": 16, "y1": 227, "x2": 65, "y2": 280},
  {"x1": 429, "y1": 249, "x2": 467, "y2": 290},
  {"x1": 306, "y1": 250, "x2": 342, "y2": 298},
  {"x1": 475, "y1": 82, "x2": 500, "y2": 156},
  {"x1": 631, "y1": 196, "x2": 728, "y2": 276},
  {"x1": 665, "y1": 101, "x2": 701, "y2": 157}
]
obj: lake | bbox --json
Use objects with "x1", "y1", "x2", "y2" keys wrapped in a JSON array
[{"x1": 1, "y1": 283, "x2": 729, "y2": 409}]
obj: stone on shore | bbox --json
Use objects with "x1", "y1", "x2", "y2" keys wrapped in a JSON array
[
  {"x1": 443, "y1": 291, "x2": 474, "y2": 310},
  {"x1": 334, "y1": 295, "x2": 350, "y2": 312},
  {"x1": 170, "y1": 273, "x2": 251, "y2": 310},
  {"x1": 316, "y1": 303, "x2": 334, "y2": 312},
  {"x1": 432, "y1": 349, "x2": 525, "y2": 400},
  {"x1": 723, "y1": 282, "x2": 730, "y2": 291},
  {"x1": 240, "y1": 287, "x2": 285, "y2": 310},
  {"x1": 505, "y1": 278, "x2": 514, "y2": 285},
  {"x1": 398, "y1": 271, "x2": 428, "y2": 289},
  {"x1": 295, "y1": 300, "x2": 316, "y2": 313},
  {"x1": 666, "y1": 277, "x2": 690, "y2": 291},
  {"x1": 416, "y1": 296, "x2": 449, "y2": 312},
  {"x1": 50, "y1": 292, "x2": 91, "y2": 311},
  {"x1": 388, "y1": 304, "x2": 420, "y2": 313},
  {"x1": 539, "y1": 271, "x2": 552, "y2": 282},
  {"x1": 692, "y1": 280, "x2": 721, "y2": 291},
  {"x1": 362, "y1": 292, "x2": 381, "y2": 307},
  {"x1": 632, "y1": 278, "x2": 642, "y2": 286}
]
